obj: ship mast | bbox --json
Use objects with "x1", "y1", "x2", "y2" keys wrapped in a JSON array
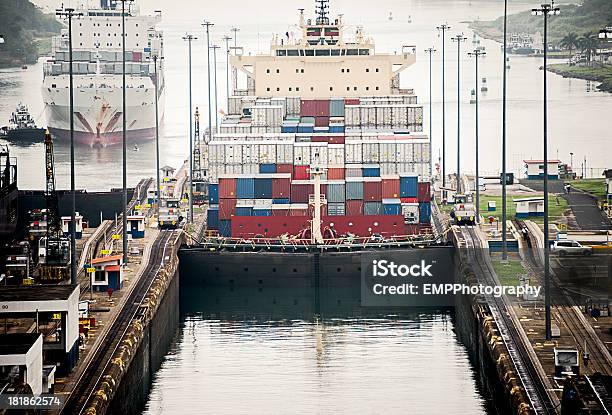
[
  {"x1": 315, "y1": 0, "x2": 330, "y2": 25},
  {"x1": 309, "y1": 165, "x2": 327, "y2": 244},
  {"x1": 193, "y1": 107, "x2": 202, "y2": 181}
]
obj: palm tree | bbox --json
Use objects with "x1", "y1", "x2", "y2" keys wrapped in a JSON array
[
  {"x1": 560, "y1": 32, "x2": 578, "y2": 63},
  {"x1": 578, "y1": 32, "x2": 599, "y2": 66}
]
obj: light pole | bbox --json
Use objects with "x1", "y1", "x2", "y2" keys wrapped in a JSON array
[
  {"x1": 211, "y1": 44, "x2": 220, "y2": 133},
  {"x1": 203, "y1": 21, "x2": 214, "y2": 143},
  {"x1": 120, "y1": 0, "x2": 133, "y2": 265},
  {"x1": 469, "y1": 49, "x2": 486, "y2": 223},
  {"x1": 452, "y1": 34, "x2": 467, "y2": 195},
  {"x1": 502, "y1": 0, "x2": 508, "y2": 261},
  {"x1": 231, "y1": 27, "x2": 239, "y2": 49},
  {"x1": 436, "y1": 24, "x2": 450, "y2": 198},
  {"x1": 153, "y1": 54, "x2": 162, "y2": 223},
  {"x1": 570, "y1": 152, "x2": 574, "y2": 170},
  {"x1": 183, "y1": 34, "x2": 197, "y2": 223},
  {"x1": 424, "y1": 47, "x2": 436, "y2": 178},
  {"x1": 56, "y1": 7, "x2": 82, "y2": 285},
  {"x1": 532, "y1": 1, "x2": 560, "y2": 342},
  {"x1": 223, "y1": 35, "x2": 232, "y2": 112}
]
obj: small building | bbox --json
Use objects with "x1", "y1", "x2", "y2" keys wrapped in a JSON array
[
  {"x1": 523, "y1": 159, "x2": 561, "y2": 180},
  {"x1": 0, "y1": 333, "x2": 43, "y2": 395},
  {"x1": 0, "y1": 286, "x2": 80, "y2": 375},
  {"x1": 61, "y1": 212, "x2": 84, "y2": 239},
  {"x1": 127, "y1": 215, "x2": 146, "y2": 239},
  {"x1": 147, "y1": 187, "x2": 158, "y2": 205},
  {"x1": 514, "y1": 197, "x2": 544, "y2": 218},
  {"x1": 160, "y1": 165, "x2": 176, "y2": 180},
  {"x1": 91, "y1": 254, "x2": 124, "y2": 292},
  {"x1": 603, "y1": 169, "x2": 612, "y2": 196}
]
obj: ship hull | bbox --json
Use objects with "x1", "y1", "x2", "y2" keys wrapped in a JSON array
[
  {"x1": 42, "y1": 75, "x2": 165, "y2": 147},
  {"x1": 5, "y1": 128, "x2": 46, "y2": 142}
]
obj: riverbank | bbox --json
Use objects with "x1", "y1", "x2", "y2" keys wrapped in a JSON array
[{"x1": 547, "y1": 64, "x2": 612, "y2": 93}]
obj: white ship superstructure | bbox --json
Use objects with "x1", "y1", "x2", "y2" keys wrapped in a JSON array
[{"x1": 42, "y1": 0, "x2": 164, "y2": 147}]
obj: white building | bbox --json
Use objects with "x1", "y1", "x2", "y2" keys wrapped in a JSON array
[
  {"x1": 0, "y1": 333, "x2": 43, "y2": 395},
  {"x1": 524, "y1": 159, "x2": 561, "y2": 180}
]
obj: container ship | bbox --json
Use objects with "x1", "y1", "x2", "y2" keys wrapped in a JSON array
[
  {"x1": 181, "y1": 0, "x2": 439, "y2": 285},
  {"x1": 42, "y1": 0, "x2": 165, "y2": 147}
]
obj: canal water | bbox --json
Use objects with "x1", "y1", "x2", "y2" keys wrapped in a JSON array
[
  {"x1": 142, "y1": 287, "x2": 489, "y2": 414},
  {"x1": 2, "y1": 0, "x2": 611, "y2": 191}
]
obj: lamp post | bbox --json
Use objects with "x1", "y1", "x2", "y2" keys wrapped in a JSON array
[
  {"x1": 469, "y1": 49, "x2": 486, "y2": 223},
  {"x1": 502, "y1": 0, "x2": 508, "y2": 261},
  {"x1": 424, "y1": 47, "x2": 436, "y2": 178},
  {"x1": 436, "y1": 24, "x2": 450, "y2": 198},
  {"x1": 223, "y1": 35, "x2": 232, "y2": 112},
  {"x1": 203, "y1": 21, "x2": 214, "y2": 143},
  {"x1": 183, "y1": 34, "x2": 197, "y2": 224},
  {"x1": 211, "y1": 44, "x2": 220, "y2": 133},
  {"x1": 231, "y1": 27, "x2": 240, "y2": 49},
  {"x1": 532, "y1": 1, "x2": 561, "y2": 341},
  {"x1": 56, "y1": 7, "x2": 82, "y2": 285},
  {"x1": 452, "y1": 34, "x2": 467, "y2": 195},
  {"x1": 570, "y1": 152, "x2": 573, "y2": 170},
  {"x1": 153, "y1": 54, "x2": 162, "y2": 224}
]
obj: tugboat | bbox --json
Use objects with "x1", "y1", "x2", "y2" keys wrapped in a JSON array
[{"x1": 0, "y1": 103, "x2": 45, "y2": 141}]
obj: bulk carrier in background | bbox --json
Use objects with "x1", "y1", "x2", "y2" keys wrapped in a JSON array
[
  {"x1": 42, "y1": 0, "x2": 165, "y2": 147},
  {"x1": 181, "y1": 0, "x2": 441, "y2": 285}
]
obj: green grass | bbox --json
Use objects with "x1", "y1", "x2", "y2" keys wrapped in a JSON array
[
  {"x1": 568, "y1": 179, "x2": 606, "y2": 200},
  {"x1": 478, "y1": 194, "x2": 568, "y2": 224},
  {"x1": 548, "y1": 64, "x2": 612, "y2": 93},
  {"x1": 491, "y1": 260, "x2": 525, "y2": 287}
]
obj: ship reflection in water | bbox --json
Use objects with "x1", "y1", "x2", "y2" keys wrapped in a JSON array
[{"x1": 142, "y1": 286, "x2": 488, "y2": 414}]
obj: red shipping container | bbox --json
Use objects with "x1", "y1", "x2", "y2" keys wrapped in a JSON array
[
  {"x1": 328, "y1": 135, "x2": 345, "y2": 144},
  {"x1": 400, "y1": 197, "x2": 418, "y2": 204},
  {"x1": 300, "y1": 100, "x2": 317, "y2": 117},
  {"x1": 364, "y1": 180, "x2": 382, "y2": 201},
  {"x1": 382, "y1": 178, "x2": 400, "y2": 199},
  {"x1": 272, "y1": 177, "x2": 291, "y2": 198},
  {"x1": 315, "y1": 116, "x2": 329, "y2": 127},
  {"x1": 293, "y1": 165, "x2": 310, "y2": 180},
  {"x1": 418, "y1": 182, "x2": 432, "y2": 202},
  {"x1": 311, "y1": 136, "x2": 328, "y2": 143},
  {"x1": 314, "y1": 99, "x2": 330, "y2": 117},
  {"x1": 276, "y1": 164, "x2": 294, "y2": 175},
  {"x1": 219, "y1": 198, "x2": 237, "y2": 220},
  {"x1": 272, "y1": 207, "x2": 290, "y2": 216},
  {"x1": 219, "y1": 178, "x2": 236, "y2": 198},
  {"x1": 133, "y1": 51, "x2": 142, "y2": 62},
  {"x1": 327, "y1": 167, "x2": 345, "y2": 180},
  {"x1": 345, "y1": 98, "x2": 360, "y2": 105},
  {"x1": 346, "y1": 200, "x2": 364, "y2": 216},
  {"x1": 291, "y1": 183, "x2": 313, "y2": 203}
]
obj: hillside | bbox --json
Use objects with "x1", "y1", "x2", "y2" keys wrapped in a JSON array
[
  {"x1": 470, "y1": 0, "x2": 612, "y2": 46},
  {"x1": 0, "y1": 0, "x2": 62, "y2": 67}
]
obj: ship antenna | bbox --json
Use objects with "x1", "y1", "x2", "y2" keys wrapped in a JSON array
[{"x1": 315, "y1": 0, "x2": 329, "y2": 25}]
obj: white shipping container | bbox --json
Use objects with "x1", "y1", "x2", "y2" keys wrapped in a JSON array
[
  {"x1": 413, "y1": 143, "x2": 423, "y2": 163},
  {"x1": 362, "y1": 142, "x2": 380, "y2": 163},
  {"x1": 421, "y1": 143, "x2": 431, "y2": 163},
  {"x1": 345, "y1": 105, "x2": 360, "y2": 127},
  {"x1": 224, "y1": 144, "x2": 243, "y2": 164},
  {"x1": 383, "y1": 106, "x2": 393, "y2": 126},
  {"x1": 327, "y1": 144, "x2": 345, "y2": 165},
  {"x1": 286, "y1": 97, "x2": 301, "y2": 115},
  {"x1": 276, "y1": 143, "x2": 294, "y2": 163},
  {"x1": 402, "y1": 203, "x2": 420, "y2": 224},
  {"x1": 345, "y1": 142, "x2": 363, "y2": 163},
  {"x1": 270, "y1": 97, "x2": 287, "y2": 116},
  {"x1": 310, "y1": 144, "x2": 329, "y2": 165},
  {"x1": 396, "y1": 142, "x2": 414, "y2": 163},
  {"x1": 258, "y1": 143, "x2": 277, "y2": 163},
  {"x1": 226, "y1": 164, "x2": 243, "y2": 174},
  {"x1": 380, "y1": 163, "x2": 397, "y2": 175},
  {"x1": 379, "y1": 142, "x2": 396, "y2": 163},
  {"x1": 362, "y1": 106, "x2": 376, "y2": 126},
  {"x1": 294, "y1": 144, "x2": 311, "y2": 165},
  {"x1": 396, "y1": 162, "x2": 414, "y2": 175},
  {"x1": 208, "y1": 144, "x2": 225, "y2": 164},
  {"x1": 243, "y1": 163, "x2": 258, "y2": 174},
  {"x1": 229, "y1": 96, "x2": 242, "y2": 115}
]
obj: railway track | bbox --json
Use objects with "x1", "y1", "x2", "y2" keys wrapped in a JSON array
[
  {"x1": 457, "y1": 225, "x2": 557, "y2": 414},
  {"x1": 514, "y1": 219, "x2": 612, "y2": 376},
  {"x1": 61, "y1": 229, "x2": 177, "y2": 414}
]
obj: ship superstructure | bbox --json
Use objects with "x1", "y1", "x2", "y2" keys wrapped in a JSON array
[
  {"x1": 42, "y1": 0, "x2": 165, "y2": 147},
  {"x1": 200, "y1": 0, "x2": 432, "y2": 242}
]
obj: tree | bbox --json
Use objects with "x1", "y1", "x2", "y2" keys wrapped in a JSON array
[
  {"x1": 578, "y1": 32, "x2": 599, "y2": 66},
  {"x1": 560, "y1": 32, "x2": 579, "y2": 62}
]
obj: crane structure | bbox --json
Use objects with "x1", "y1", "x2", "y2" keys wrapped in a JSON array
[{"x1": 191, "y1": 107, "x2": 208, "y2": 204}]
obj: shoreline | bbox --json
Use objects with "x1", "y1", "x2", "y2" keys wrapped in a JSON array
[{"x1": 547, "y1": 64, "x2": 612, "y2": 93}]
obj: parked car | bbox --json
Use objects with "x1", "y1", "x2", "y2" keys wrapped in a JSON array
[{"x1": 551, "y1": 240, "x2": 592, "y2": 256}]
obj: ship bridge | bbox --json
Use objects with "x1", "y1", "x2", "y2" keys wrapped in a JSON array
[{"x1": 230, "y1": 0, "x2": 416, "y2": 99}]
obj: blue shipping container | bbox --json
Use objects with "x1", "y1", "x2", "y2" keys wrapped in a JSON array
[
  {"x1": 330, "y1": 99, "x2": 345, "y2": 117},
  {"x1": 235, "y1": 207, "x2": 253, "y2": 216},
  {"x1": 298, "y1": 124, "x2": 314, "y2": 133},
  {"x1": 219, "y1": 220, "x2": 232, "y2": 237},
  {"x1": 383, "y1": 203, "x2": 402, "y2": 215},
  {"x1": 207, "y1": 207, "x2": 219, "y2": 229},
  {"x1": 236, "y1": 178, "x2": 255, "y2": 199},
  {"x1": 253, "y1": 209, "x2": 272, "y2": 216},
  {"x1": 329, "y1": 125, "x2": 345, "y2": 133},
  {"x1": 364, "y1": 202, "x2": 383, "y2": 215},
  {"x1": 259, "y1": 163, "x2": 277, "y2": 173},
  {"x1": 272, "y1": 198, "x2": 291, "y2": 204},
  {"x1": 281, "y1": 125, "x2": 298, "y2": 133},
  {"x1": 208, "y1": 183, "x2": 219, "y2": 204},
  {"x1": 254, "y1": 178, "x2": 273, "y2": 199},
  {"x1": 400, "y1": 175, "x2": 418, "y2": 198},
  {"x1": 346, "y1": 181, "x2": 364, "y2": 200},
  {"x1": 362, "y1": 167, "x2": 381, "y2": 177},
  {"x1": 419, "y1": 202, "x2": 432, "y2": 224}
]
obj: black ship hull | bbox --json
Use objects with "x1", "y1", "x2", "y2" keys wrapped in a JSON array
[{"x1": 4, "y1": 127, "x2": 46, "y2": 142}]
